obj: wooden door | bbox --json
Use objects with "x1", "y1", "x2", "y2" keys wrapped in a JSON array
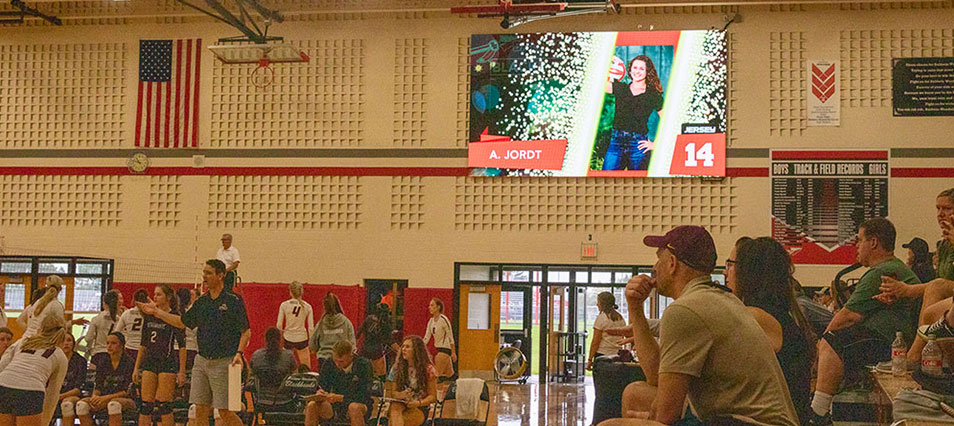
[{"x1": 457, "y1": 284, "x2": 501, "y2": 378}]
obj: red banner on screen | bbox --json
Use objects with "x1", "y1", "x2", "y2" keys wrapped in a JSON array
[
  {"x1": 469, "y1": 138, "x2": 568, "y2": 170},
  {"x1": 668, "y1": 133, "x2": 726, "y2": 176}
]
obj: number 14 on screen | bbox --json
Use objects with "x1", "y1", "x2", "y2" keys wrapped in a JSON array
[{"x1": 669, "y1": 133, "x2": 726, "y2": 176}]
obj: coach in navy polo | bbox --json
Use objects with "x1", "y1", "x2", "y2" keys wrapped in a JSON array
[{"x1": 140, "y1": 259, "x2": 250, "y2": 426}]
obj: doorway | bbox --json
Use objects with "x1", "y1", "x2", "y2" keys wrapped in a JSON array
[{"x1": 500, "y1": 284, "x2": 534, "y2": 378}]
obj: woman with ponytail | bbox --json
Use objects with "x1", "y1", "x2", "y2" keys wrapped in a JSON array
[
  {"x1": 133, "y1": 284, "x2": 185, "y2": 426},
  {"x1": 277, "y1": 281, "x2": 314, "y2": 366},
  {"x1": 85, "y1": 290, "x2": 124, "y2": 366},
  {"x1": 23, "y1": 275, "x2": 67, "y2": 338},
  {"x1": 0, "y1": 315, "x2": 69, "y2": 426},
  {"x1": 587, "y1": 291, "x2": 628, "y2": 370},
  {"x1": 250, "y1": 328, "x2": 297, "y2": 411}
]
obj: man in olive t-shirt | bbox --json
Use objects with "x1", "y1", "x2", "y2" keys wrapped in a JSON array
[{"x1": 809, "y1": 218, "x2": 920, "y2": 426}]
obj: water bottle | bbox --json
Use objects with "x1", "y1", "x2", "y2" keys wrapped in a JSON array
[
  {"x1": 922, "y1": 335, "x2": 944, "y2": 378},
  {"x1": 892, "y1": 331, "x2": 906, "y2": 376}
]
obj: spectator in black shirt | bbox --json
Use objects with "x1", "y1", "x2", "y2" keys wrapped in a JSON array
[
  {"x1": 134, "y1": 284, "x2": 187, "y2": 426},
  {"x1": 904, "y1": 237, "x2": 937, "y2": 284},
  {"x1": 58, "y1": 332, "x2": 87, "y2": 422},
  {"x1": 304, "y1": 340, "x2": 374, "y2": 426},
  {"x1": 75, "y1": 333, "x2": 135, "y2": 426},
  {"x1": 139, "y1": 259, "x2": 250, "y2": 426},
  {"x1": 601, "y1": 55, "x2": 665, "y2": 171}
]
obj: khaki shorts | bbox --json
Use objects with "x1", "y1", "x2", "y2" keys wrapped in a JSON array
[{"x1": 190, "y1": 355, "x2": 232, "y2": 410}]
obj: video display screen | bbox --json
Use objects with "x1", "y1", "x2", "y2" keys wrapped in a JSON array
[{"x1": 468, "y1": 30, "x2": 727, "y2": 177}]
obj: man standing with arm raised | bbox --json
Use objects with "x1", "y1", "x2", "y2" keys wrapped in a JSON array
[{"x1": 139, "y1": 259, "x2": 251, "y2": 426}]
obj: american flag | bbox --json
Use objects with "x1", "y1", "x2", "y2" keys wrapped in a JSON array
[{"x1": 136, "y1": 39, "x2": 201, "y2": 148}]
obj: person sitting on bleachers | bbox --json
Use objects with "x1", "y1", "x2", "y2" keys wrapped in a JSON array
[
  {"x1": 249, "y1": 328, "x2": 297, "y2": 412},
  {"x1": 872, "y1": 188, "x2": 954, "y2": 362},
  {"x1": 728, "y1": 237, "x2": 816, "y2": 425},
  {"x1": 304, "y1": 340, "x2": 374, "y2": 426},
  {"x1": 73, "y1": 332, "x2": 136, "y2": 426},
  {"x1": 0, "y1": 327, "x2": 12, "y2": 357},
  {"x1": 387, "y1": 336, "x2": 437, "y2": 426},
  {"x1": 59, "y1": 332, "x2": 88, "y2": 425},
  {"x1": 808, "y1": 217, "x2": 920, "y2": 426}
]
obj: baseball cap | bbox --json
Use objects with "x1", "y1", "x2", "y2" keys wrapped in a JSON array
[
  {"x1": 643, "y1": 225, "x2": 718, "y2": 274},
  {"x1": 903, "y1": 237, "x2": 929, "y2": 256}
]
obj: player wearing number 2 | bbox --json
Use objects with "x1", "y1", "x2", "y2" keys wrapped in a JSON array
[
  {"x1": 277, "y1": 281, "x2": 315, "y2": 366},
  {"x1": 115, "y1": 289, "x2": 150, "y2": 360},
  {"x1": 603, "y1": 54, "x2": 664, "y2": 171},
  {"x1": 133, "y1": 284, "x2": 186, "y2": 426}
]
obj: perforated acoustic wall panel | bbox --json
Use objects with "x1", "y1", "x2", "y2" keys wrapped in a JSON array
[
  {"x1": 393, "y1": 38, "x2": 428, "y2": 146},
  {"x1": 149, "y1": 176, "x2": 182, "y2": 228},
  {"x1": 0, "y1": 176, "x2": 122, "y2": 227},
  {"x1": 841, "y1": 29, "x2": 954, "y2": 107},
  {"x1": 391, "y1": 176, "x2": 424, "y2": 230},
  {"x1": 457, "y1": 37, "x2": 470, "y2": 148},
  {"x1": 839, "y1": 1, "x2": 953, "y2": 10},
  {"x1": 769, "y1": 32, "x2": 806, "y2": 136},
  {"x1": 727, "y1": 32, "x2": 738, "y2": 147},
  {"x1": 0, "y1": 43, "x2": 126, "y2": 148},
  {"x1": 210, "y1": 39, "x2": 365, "y2": 147},
  {"x1": 454, "y1": 178, "x2": 737, "y2": 233},
  {"x1": 207, "y1": 176, "x2": 362, "y2": 229},
  {"x1": 622, "y1": 5, "x2": 737, "y2": 14}
]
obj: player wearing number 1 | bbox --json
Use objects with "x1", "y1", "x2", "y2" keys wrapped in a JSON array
[
  {"x1": 277, "y1": 281, "x2": 314, "y2": 366},
  {"x1": 602, "y1": 55, "x2": 664, "y2": 171},
  {"x1": 133, "y1": 284, "x2": 186, "y2": 426}
]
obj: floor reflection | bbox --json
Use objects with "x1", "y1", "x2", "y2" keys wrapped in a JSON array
[{"x1": 492, "y1": 377, "x2": 594, "y2": 426}]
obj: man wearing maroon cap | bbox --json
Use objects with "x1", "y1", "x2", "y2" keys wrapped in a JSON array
[{"x1": 599, "y1": 226, "x2": 797, "y2": 426}]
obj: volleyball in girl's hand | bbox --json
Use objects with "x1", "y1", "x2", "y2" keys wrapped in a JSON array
[{"x1": 609, "y1": 56, "x2": 625, "y2": 81}]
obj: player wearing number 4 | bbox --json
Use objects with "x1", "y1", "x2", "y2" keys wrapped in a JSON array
[
  {"x1": 603, "y1": 55, "x2": 664, "y2": 171},
  {"x1": 133, "y1": 284, "x2": 187, "y2": 426},
  {"x1": 277, "y1": 281, "x2": 314, "y2": 366}
]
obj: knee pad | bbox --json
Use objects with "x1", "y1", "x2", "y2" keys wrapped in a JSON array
[
  {"x1": 61, "y1": 400, "x2": 75, "y2": 417},
  {"x1": 107, "y1": 400, "x2": 123, "y2": 416},
  {"x1": 213, "y1": 409, "x2": 221, "y2": 420},
  {"x1": 140, "y1": 401, "x2": 155, "y2": 416},
  {"x1": 76, "y1": 400, "x2": 91, "y2": 416},
  {"x1": 188, "y1": 404, "x2": 196, "y2": 420},
  {"x1": 156, "y1": 402, "x2": 172, "y2": 416}
]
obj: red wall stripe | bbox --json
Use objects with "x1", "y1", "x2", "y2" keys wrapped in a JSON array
[
  {"x1": 892, "y1": 168, "x2": 954, "y2": 177},
  {"x1": 2, "y1": 166, "x2": 951, "y2": 178}
]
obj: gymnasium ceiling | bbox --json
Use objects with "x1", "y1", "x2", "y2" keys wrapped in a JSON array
[{"x1": 0, "y1": 0, "x2": 951, "y2": 27}]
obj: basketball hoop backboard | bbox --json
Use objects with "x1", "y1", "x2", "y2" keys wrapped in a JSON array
[
  {"x1": 208, "y1": 42, "x2": 309, "y2": 64},
  {"x1": 209, "y1": 42, "x2": 308, "y2": 88}
]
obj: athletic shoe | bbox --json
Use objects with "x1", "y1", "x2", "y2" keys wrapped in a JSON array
[
  {"x1": 918, "y1": 315, "x2": 954, "y2": 342},
  {"x1": 807, "y1": 412, "x2": 833, "y2": 426}
]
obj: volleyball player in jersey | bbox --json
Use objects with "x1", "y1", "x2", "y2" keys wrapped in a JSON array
[
  {"x1": 0, "y1": 315, "x2": 68, "y2": 426},
  {"x1": 133, "y1": 284, "x2": 186, "y2": 426},
  {"x1": 115, "y1": 289, "x2": 149, "y2": 360},
  {"x1": 276, "y1": 281, "x2": 314, "y2": 366}
]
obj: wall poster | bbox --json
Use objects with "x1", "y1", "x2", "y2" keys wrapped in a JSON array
[
  {"x1": 807, "y1": 60, "x2": 840, "y2": 126},
  {"x1": 892, "y1": 57, "x2": 954, "y2": 117},
  {"x1": 771, "y1": 150, "x2": 889, "y2": 265}
]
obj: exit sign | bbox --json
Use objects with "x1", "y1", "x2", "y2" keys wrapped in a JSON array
[{"x1": 581, "y1": 242, "x2": 598, "y2": 260}]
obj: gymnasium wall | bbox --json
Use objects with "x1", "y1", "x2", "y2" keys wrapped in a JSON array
[{"x1": 0, "y1": 1, "x2": 952, "y2": 289}]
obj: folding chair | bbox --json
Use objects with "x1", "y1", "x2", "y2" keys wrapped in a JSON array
[
  {"x1": 258, "y1": 373, "x2": 320, "y2": 426},
  {"x1": 431, "y1": 380, "x2": 491, "y2": 426}
]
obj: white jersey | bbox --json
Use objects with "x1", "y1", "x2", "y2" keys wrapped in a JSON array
[
  {"x1": 85, "y1": 310, "x2": 116, "y2": 355},
  {"x1": 277, "y1": 299, "x2": 314, "y2": 343},
  {"x1": 0, "y1": 341, "x2": 68, "y2": 392},
  {"x1": 114, "y1": 308, "x2": 144, "y2": 349},
  {"x1": 24, "y1": 300, "x2": 65, "y2": 338},
  {"x1": 0, "y1": 340, "x2": 68, "y2": 426},
  {"x1": 423, "y1": 315, "x2": 455, "y2": 349}
]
